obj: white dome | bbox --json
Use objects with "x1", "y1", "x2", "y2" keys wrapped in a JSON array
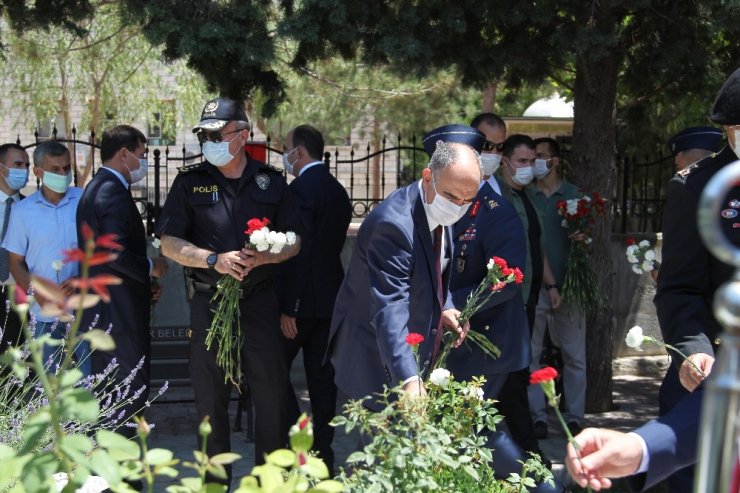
[{"x1": 522, "y1": 94, "x2": 574, "y2": 118}]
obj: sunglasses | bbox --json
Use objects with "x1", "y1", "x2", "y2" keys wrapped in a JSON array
[
  {"x1": 197, "y1": 128, "x2": 242, "y2": 144},
  {"x1": 482, "y1": 141, "x2": 504, "y2": 152}
]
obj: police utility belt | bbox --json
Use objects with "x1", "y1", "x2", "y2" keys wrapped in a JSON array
[{"x1": 184, "y1": 268, "x2": 272, "y2": 299}]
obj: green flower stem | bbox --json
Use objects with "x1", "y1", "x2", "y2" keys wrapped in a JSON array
[
  {"x1": 207, "y1": 275, "x2": 243, "y2": 385},
  {"x1": 136, "y1": 424, "x2": 155, "y2": 493},
  {"x1": 645, "y1": 336, "x2": 707, "y2": 378}
]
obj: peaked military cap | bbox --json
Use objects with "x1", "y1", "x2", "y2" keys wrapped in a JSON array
[
  {"x1": 709, "y1": 67, "x2": 740, "y2": 125},
  {"x1": 668, "y1": 126, "x2": 723, "y2": 155},
  {"x1": 422, "y1": 124, "x2": 486, "y2": 157},
  {"x1": 192, "y1": 97, "x2": 250, "y2": 133}
]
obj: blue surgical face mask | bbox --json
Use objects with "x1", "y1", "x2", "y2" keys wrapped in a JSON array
[
  {"x1": 282, "y1": 147, "x2": 298, "y2": 176},
  {"x1": 202, "y1": 138, "x2": 236, "y2": 167},
  {"x1": 1, "y1": 164, "x2": 28, "y2": 191},
  {"x1": 129, "y1": 158, "x2": 148, "y2": 184},
  {"x1": 42, "y1": 170, "x2": 72, "y2": 194}
]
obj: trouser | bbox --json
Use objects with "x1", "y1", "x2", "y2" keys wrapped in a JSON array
[
  {"x1": 0, "y1": 284, "x2": 24, "y2": 351},
  {"x1": 91, "y1": 327, "x2": 151, "y2": 440},
  {"x1": 529, "y1": 287, "x2": 586, "y2": 424},
  {"x1": 282, "y1": 317, "x2": 336, "y2": 476},
  {"x1": 189, "y1": 286, "x2": 290, "y2": 487},
  {"x1": 658, "y1": 363, "x2": 694, "y2": 493},
  {"x1": 34, "y1": 320, "x2": 92, "y2": 376}
]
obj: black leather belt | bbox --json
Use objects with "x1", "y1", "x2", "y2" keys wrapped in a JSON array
[{"x1": 192, "y1": 278, "x2": 272, "y2": 299}]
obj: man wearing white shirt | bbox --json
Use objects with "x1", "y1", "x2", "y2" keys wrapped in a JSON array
[
  {"x1": 3, "y1": 141, "x2": 89, "y2": 373},
  {"x1": 0, "y1": 143, "x2": 30, "y2": 351}
]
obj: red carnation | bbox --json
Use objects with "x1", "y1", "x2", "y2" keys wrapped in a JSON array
[
  {"x1": 492, "y1": 256, "x2": 508, "y2": 270},
  {"x1": 513, "y1": 268, "x2": 524, "y2": 285},
  {"x1": 405, "y1": 333, "x2": 425, "y2": 346},
  {"x1": 245, "y1": 217, "x2": 271, "y2": 235},
  {"x1": 626, "y1": 237, "x2": 636, "y2": 246},
  {"x1": 530, "y1": 366, "x2": 558, "y2": 385},
  {"x1": 490, "y1": 281, "x2": 507, "y2": 291}
]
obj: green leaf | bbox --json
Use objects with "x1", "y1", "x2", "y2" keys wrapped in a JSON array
[
  {"x1": 209, "y1": 452, "x2": 241, "y2": 465},
  {"x1": 96, "y1": 430, "x2": 141, "y2": 461},
  {"x1": 463, "y1": 465, "x2": 479, "y2": 481},
  {"x1": 59, "y1": 387, "x2": 99, "y2": 423},
  {"x1": 84, "y1": 329, "x2": 117, "y2": 351},
  {"x1": 206, "y1": 463, "x2": 228, "y2": 480},
  {"x1": 309, "y1": 480, "x2": 346, "y2": 493},
  {"x1": 203, "y1": 482, "x2": 228, "y2": 493},
  {"x1": 11, "y1": 362, "x2": 28, "y2": 380},
  {"x1": 165, "y1": 486, "x2": 192, "y2": 493},
  {"x1": 180, "y1": 477, "x2": 202, "y2": 490},
  {"x1": 303, "y1": 456, "x2": 329, "y2": 479},
  {"x1": 20, "y1": 451, "x2": 58, "y2": 493},
  {"x1": 0, "y1": 443, "x2": 16, "y2": 459},
  {"x1": 20, "y1": 410, "x2": 51, "y2": 454},
  {"x1": 154, "y1": 465, "x2": 179, "y2": 478},
  {"x1": 89, "y1": 449, "x2": 122, "y2": 486},
  {"x1": 251, "y1": 463, "x2": 284, "y2": 491},
  {"x1": 59, "y1": 368, "x2": 83, "y2": 388},
  {"x1": 265, "y1": 449, "x2": 294, "y2": 468},
  {"x1": 59, "y1": 434, "x2": 94, "y2": 467},
  {"x1": 146, "y1": 448, "x2": 174, "y2": 466}
]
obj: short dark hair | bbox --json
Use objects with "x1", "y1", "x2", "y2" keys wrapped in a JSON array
[
  {"x1": 470, "y1": 112, "x2": 506, "y2": 131},
  {"x1": 291, "y1": 125, "x2": 324, "y2": 161},
  {"x1": 100, "y1": 125, "x2": 147, "y2": 163},
  {"x1": 0, "y1": 143, "x2": 27, "y2": 165},
  {"x1": 33, "y1": 141, "x2": 69, "y2": 168},
  {"x1": 502, "y1": 134, "x2": 535, "y2": 158},
  {"x1": 533, "y1": 137, "x2": 561, "y2": 157}
]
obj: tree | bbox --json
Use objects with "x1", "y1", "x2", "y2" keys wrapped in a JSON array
[{"x1": 122, "y1": 0, "x2": 740, "y2": 411}]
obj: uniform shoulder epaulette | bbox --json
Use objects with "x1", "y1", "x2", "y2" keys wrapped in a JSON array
[
  {"x1": 261, "y1": 163, "x2": 284, "y2": 174},
  {"x1": 482, "y1": 196, "x2": 500, "y2": 210},
  {"x1": 177, "y1": 162, "x2": 207, "y2": 174}
]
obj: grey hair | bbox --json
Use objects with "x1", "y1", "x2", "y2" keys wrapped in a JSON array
[
  {"x1": 428, "y1": 140, "x2": 482, "y2": 177},
  {"x1": 233, "y1": 120, "x2": 251, "y2": 131},
  {"x1": 33, "y1": 141, "x2": 69, "y2": 168}
]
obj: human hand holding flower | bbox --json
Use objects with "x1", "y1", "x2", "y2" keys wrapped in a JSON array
[
  {"x1": 442, "y1": 308, "x2": 468, "y2": 348},
  {"x1": 403, "y1": 333, "x2": 426, "y2": 398}
]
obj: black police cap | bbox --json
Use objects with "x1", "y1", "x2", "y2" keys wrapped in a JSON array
[
  {"x1": 192, "y1": 97, "x2": 250, "y2": 133},
  {"x1": 710, "y1": 67, "x2": 740, "y2": 125},
  {"x1": 422, "y1": 124, "x2": 486, "y2": 157},
  {"x1": 668, "y1": 126, "x2": 723, "y2": 155}
]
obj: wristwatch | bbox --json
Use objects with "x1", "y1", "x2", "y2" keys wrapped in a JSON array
[
  {"x1": 545, "y1": 284, "x2": 558, "y2": 291},
  {"x1": 206, "y1": 252, "x2": 218, "y2": 269}
]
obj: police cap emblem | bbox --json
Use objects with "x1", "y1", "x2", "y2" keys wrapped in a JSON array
[
  {"x1": 255, "y1": 173, "x2": 270, "y2": 190},
  {"x1": 202, "y1": 100, "x2": 218, "y2": 118}
]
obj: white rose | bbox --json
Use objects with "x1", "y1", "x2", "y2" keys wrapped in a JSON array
[
  {"x1": 487, "y1": 258, "x2": 494, "y2": 270},
  {"x1": 429, "y1": 368, "x2": 451, "y2": 386},
  {"x1": 250, "y1": 230, "x2": 267, "y2": 246},
  {"x1": 151, "y1": 237, "x2": 161, "y2": 249},
  {"x1": 463, "y1": 386, "x2": 484, "y2": 401},
  {"x1": 627, "y1": 254, "x2": 639, "y2": 264},
  {"x1": 286, "y1": 231, "x2": 297, "y2": 245},
  {"x1": 583, "y1": 195, "x2": 591, "y2": 202},
  {"x1": 641, "y1": 260, "x2": 653, "y2": 272},
  {"x1": 639, "y1": 240, "x2": 650, "y2": 248},
  {"x1": 567, "y1": 202, "x2": 578, "y2": 215},
  {"x1": 625, "y1": 326, "x2": 645, "y2": 350},
  {"x1": 255, "y1": 241, "x2": 270, "y2": 252},
  {"x1": 644, "y1": 250, "x2": 655, "y2": 261},
  {"x1": 626, "y1": 245, "x2": 638, "y2": 255},
  {"x1": 631, "y1": 264, "x2": 643, "y2": 275},
  {"x1": 584, "y1": 237, "x2": 593, "y2": 244}
]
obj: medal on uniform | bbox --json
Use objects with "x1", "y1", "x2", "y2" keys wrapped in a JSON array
[
  {"x1": 255, "y1": 173, "x2": 270, "y2": 190},
  {"x1": 456, "y1": 255, "x2": 466, "y2": 272},
  {"x1": 722, "y1": 208, "x2": 738, "y2": 219},
  {"x1": 730, "y1": 199, "x2": 740, "y2": 208}
]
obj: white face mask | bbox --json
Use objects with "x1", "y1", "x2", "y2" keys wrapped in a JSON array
[
  {"x1": 534, "y1": 158, "x2": 553, "y2": 179},
  {"x1": 734, "y1": 129, "x2": 740, "y2": 159},
  {"x1": 426, "y1": 175, "x2": 470, "y2": 226},
  {"x1": 129, "y1": 158, "x2": 148, "y2": 184},
  {"x1": 480, "y1": 153, "x2": 501, "y2": 177},
  {"x1": 509, "y1": 162, "x2": 534, "y2": 186},
  {"x1": 282, "y1": 147, "x2": 297, "y2": 176},
  {"x1": 202, "y1": 139, "x2": 236, "y2": 167}
]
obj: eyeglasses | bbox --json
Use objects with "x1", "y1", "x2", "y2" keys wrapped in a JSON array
[
  {"x1": 197, "y1": 128, "x2": 242, "y2": 144},
  {"x1": 482, "y1": 141, "x2": 504, "y2": 152}
]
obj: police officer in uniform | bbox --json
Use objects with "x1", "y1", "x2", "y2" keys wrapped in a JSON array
[
  {"x1": 157, "y1": 97, "x2": 301, "y2": 486},
  {"x1": 654, "y1": 67, "x2": 740, "y2": 493}
]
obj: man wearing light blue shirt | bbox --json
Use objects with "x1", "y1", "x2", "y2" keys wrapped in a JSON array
[{"x1": 3, "y1": 141, "x2": 89, "y2": 374}]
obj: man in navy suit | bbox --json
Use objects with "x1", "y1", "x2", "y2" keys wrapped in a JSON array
[
  {"x1": 77, "y1": 125, "x2": 168, "y2": 438},
  {"x1": 279, "y1": 125, "x2": 351, "y2": 474},
  {"x1": 565, "y1": 388, "x2": 703, "y2": 491},
  {"x1": 328, "y1": 125, "x2": 481, "y2": 403}
]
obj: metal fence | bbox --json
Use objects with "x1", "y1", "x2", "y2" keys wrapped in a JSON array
[{"x1": 17, "y1": 127, "x2": 672, "y2": 234}]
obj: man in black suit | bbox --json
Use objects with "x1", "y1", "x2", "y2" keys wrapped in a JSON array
[
  {"x1": 77, "y1": 125, "x2": 168, "y2": 438},
  {"x1": 279, "y1": 125, "x2": 351, "y2": 475}
]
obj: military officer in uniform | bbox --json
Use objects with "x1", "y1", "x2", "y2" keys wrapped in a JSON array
[
  {"x1": 667, "y1": 126, "x2": 723, "y2": 171},
  {"x1": 156, "y1": 97, "x2": 301, "y2": 487},
  {"x1": 654, "y1": 67, "x2": 740, "y2": 493}
]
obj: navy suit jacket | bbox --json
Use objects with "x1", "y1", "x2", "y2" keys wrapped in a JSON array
[
  {"x1": 280, "y1": 164, "x2": 352, "y2": 319},
  {"x1": 76, "y1": 168, "x2": 151, "y2": 336},
  {"x1": 446, "y1": 181, "x2": 530, "y2": 378},
  {"x1": 628, "y1": 388, "x2": 702, "y2": 491},
  {"x1": 328, "y1": 181, "x2": 453, "y2": 403}
]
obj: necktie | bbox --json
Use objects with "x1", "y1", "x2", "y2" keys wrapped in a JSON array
[
  {"x1": 430, "y1": 225, "x2": 445, "y2": 366},
  {"x1": 0, "y1": 197, "x2": 13, "y2": 282}
]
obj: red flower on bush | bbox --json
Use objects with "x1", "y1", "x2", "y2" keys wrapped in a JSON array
[
  {"x1": 245, "y1": 217, "x2": 271, "y2": 235},
  {"x1": 405, "y1": 333, "x2": 425, "y2": 346},
  {"x1": 530, "y1": 366, "x2": 558, "y2": 385},
  {"x1": 626, "y1": 237, "x2": 636, "y2": 246}
]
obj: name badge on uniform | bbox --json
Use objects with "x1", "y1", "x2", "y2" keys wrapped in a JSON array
[{"x1": 255, "y1": 173, "x2": 270, "y2": 190}]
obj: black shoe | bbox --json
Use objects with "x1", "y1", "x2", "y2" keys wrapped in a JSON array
[
  {"x1": 533, "y1": 420, "x2": 549, "y2": 439},
  {"x1": 567, "y1": 421, "x2": 582, "y2": 436}
]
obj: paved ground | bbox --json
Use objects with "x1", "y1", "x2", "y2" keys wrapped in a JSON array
[{"x1": 145, "y1": 355, "x2": 671, "y2": 491}]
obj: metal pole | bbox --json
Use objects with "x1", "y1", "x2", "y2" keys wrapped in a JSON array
[{"x1": 695, "y1": 159, "x2": 740, "y2": 493}]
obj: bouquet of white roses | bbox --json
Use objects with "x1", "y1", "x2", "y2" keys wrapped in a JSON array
[
  {"x1": 625, "y1": 237, "x2": 658, "y2": 275},
  {"x1": 208, "y1": 217, "x2": 296, "y2": 385}
]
